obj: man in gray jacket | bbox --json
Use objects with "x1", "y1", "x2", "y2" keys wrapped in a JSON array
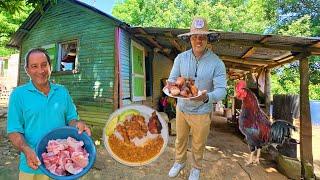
[{"x1": 167, "y1": 17, "x2": 227, "y2": 180}]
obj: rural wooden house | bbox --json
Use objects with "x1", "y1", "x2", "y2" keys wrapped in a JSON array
[
  {"x1": 7, "y1": 0, "x2": 174, "y2": 126},
  {"x1": 7, "y1": 0, "x2": 320, "y2": 177}
]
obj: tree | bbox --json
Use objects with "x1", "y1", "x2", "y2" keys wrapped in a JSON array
[
  {"x1": 0, "y1": 0, "x2": 56, "y2": 13},
  {"x1": 0, "y1": 0, "x2": 58, "y2": 57},
  {"x1": 113, "y1": 0, "x2": 276, "y2": 34},
  {"x1": 0, "y1": 2, "x2": 33, "y2": 56}
]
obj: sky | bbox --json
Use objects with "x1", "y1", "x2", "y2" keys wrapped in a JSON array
[{"x1": 80, "y1": 0, "x2": 117, "y2": 15}]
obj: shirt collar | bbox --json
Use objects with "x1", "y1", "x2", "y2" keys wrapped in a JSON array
[
  {"x1": 26, "y1": 80, "x2": 59, "y2": 92},
  {"x1": 190, "y1": 48, "x2": 211, "y2": 60}
]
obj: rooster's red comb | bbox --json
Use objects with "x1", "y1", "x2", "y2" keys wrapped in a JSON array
[{"x1": 236, "y1": 80, "x2": 246, "y2": 90}]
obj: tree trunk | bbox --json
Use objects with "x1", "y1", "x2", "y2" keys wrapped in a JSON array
[{"x1": 299, "y1": 57, "x2": 314, "y2": 178}]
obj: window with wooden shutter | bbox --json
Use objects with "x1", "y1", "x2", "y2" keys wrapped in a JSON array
[{"x1": 131, "y1": 40, "x2": 146, "y2": 101}]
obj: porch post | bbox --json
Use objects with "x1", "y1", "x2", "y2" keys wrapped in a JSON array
[
  {"x1": 299, "y1": 56, "x2": 314, "y2": 178},
  {"x1": 264, "y1": 68, "x2": 271, "y2": 117}
]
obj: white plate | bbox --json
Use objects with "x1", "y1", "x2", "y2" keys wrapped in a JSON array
[
  {"x1": 103, "y1": 104, "x2": 168, "y2": 166},
  {"x1": 162, "y1": 87, "x2": 202, "y2": 100}
]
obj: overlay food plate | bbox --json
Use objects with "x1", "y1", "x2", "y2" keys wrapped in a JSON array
[{"x1": 103, "y1": 104, "x2": 168, "y2": 166}]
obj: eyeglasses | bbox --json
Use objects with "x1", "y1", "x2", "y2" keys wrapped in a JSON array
[{"x1": 190, "y1": 35, "x2": 208, "y2": 41}]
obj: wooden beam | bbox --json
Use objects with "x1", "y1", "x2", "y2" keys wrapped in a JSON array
[
  {"x1": 164, "y1": 32, "x2": 185, "y2": 52},
  {"x1": 241, "y1": 36, "x2": 272, "y2": 59},
  {"x1": 223, "y1": 62, "x2": 255, "y2": 71},
  {"x1": 260, "y1": 35, "x2": 271, "y2": 43},
  {"x1": 310, "y1": 41, "x2": 320, "y2": 54},
  {"x1": 310, "y1": 41, "x2": 320, "y2": 48},
  {"x1": 241, "y1": 47, "x2": 256, "y2": 58},
  {"x1": 214, "y1": 39, "x2": 320, "y2": 53},
  {"x1": 299, "y1": 56, "x2": 314, "y2": 178},
  {"x1": 267, "y1": 53, "x2": 310, "y2": 69},
  {"x1": 136, "y1": 28, "x2": 165, "y2": 52},
  {"x1": 220, "y1": 55, "x2": 272, "y2": 66}
]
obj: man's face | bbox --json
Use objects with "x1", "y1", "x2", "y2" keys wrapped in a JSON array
[
  {"x1": 26, "y1": 52, "x2": 51, "y2": 87},
  {"x1": 190, "y1": 34, "x2": 208, "y2": 55}
]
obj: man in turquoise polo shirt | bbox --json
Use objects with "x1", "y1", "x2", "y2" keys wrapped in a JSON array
[{"x1": 7, "y1": 48, "x2": 91, "y2": 180}]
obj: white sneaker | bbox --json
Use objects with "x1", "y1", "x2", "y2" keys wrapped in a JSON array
[
  {"x1": 168, "y1": 162, "x2": 185, "y2": 178},
  {"x1": 188, "y1": 168, "x2": 200, "y2": 180}
]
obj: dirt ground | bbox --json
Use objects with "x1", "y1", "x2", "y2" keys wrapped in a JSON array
[{"x1": 0, "y1": 110, "x2": 319, "y2": 180}]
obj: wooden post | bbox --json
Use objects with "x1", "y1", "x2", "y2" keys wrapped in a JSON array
[
  {"x1": 113, "y1": 27, "x2": 120, "y2": 110},
  {"x1": 264, "y1": 68, "x2": 271, "y2": 117},
  {"x1": 299, "y1": 57, "x2": 314, "y2": 178}
]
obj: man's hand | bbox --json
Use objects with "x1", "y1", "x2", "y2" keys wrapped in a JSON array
[
  {"x1": 191, "y1": 90, "x2": 208, "y2": 102},
  {"x1": 8, "y1": 133, "x2": 41, "y2": 169},
  {"x1": 23, "y1": 146, "x2": 41, "y2": 170},
  {"x1": 69, "y1": 120, "x2": 92, "y2": 136}
]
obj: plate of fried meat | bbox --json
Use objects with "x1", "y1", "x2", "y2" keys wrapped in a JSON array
[
  {"x1": 163, "y1": 77, "x2": 201, "y2": 99},
  {"x1": 103, "y1": 104, "x2": 168, "y2": 166}
]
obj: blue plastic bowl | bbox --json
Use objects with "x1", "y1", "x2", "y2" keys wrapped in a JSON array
[{"x1": 36, "y1": 126, "x2": 96, "y2": 180}]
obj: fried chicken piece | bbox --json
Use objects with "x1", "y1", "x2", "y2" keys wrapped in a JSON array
[
  {"x1": 180, "y1": 86, "x2": 191, "y2": 97},
  {"x1": 116, "y1": 124, "x2": 130, "y2": 143},
  {"x1": 124, "y1": 115, "x2": 147, "y2": 139},
  {"x1": 176, "y1": 77, "x2": 185, "y2": 88},
  {"x1": 169, "y1": 85, "x2": 180, "y2": 96},
  {"x1": 148, "y1": 111, "x2": 162, "y2": 134}
]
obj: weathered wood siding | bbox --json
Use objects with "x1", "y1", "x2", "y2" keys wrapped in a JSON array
[
  {"x1": 19, "y1": 0, "x2": 117, "y2": 126},
  {"x1": 152, "y1": 53, "x2": 173, "y2": 109}
]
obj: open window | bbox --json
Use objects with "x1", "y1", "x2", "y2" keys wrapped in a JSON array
[
  {"x1": 57, "y1": 40, "x2": 78, "y2": 72},
  {"x1": 131, "y1": 40, "x2": 146, "y2": 101}
]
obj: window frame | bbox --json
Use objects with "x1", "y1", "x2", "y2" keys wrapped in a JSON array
[
  {"x1": 56, "y1": 39, "x2": 79, "y2": 74},
  {"x1": 130, "y1": 40, "x2": 146, "y2": 101}
]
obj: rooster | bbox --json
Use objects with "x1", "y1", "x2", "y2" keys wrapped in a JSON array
[{"x1": 235, "y1": 80, "x2": 296, "y2": 165}]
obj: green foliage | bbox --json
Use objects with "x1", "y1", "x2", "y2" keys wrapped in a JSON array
[
  {"x1": 0, "y1": 0, "x2": 58, "y2": 57},
  {"x1": 271, "y1": 62, "x2": 320, "y2": 100},
  {"x1": 0, "y1": 2, "x2": 33, "y2": 56},
  {"x1": 273, "y1": 11, "x2": 320, "y2": 100},
  {"x1": 0, "y1": 0, "x2": 57, "y2": 13},
  {"x1": 113, "y1": 0, "x2": 276, "y2": 33},
  {"x1": 275, "y1": 0, "x2": 320, "y2": 35},
  {"x1": 277, "y1": 15, "x2": 312, "y2": 37}
]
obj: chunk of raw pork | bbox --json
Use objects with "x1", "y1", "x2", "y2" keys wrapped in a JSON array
[{"x1": 41, "y1": 137, "x2": 89, "y2": 176}]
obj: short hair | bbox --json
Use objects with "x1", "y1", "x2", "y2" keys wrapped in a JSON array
[
  {"x1": 25, "y1": 48, "x2": 51, "y2": 68},
  {"x1": 179, "y1": 33, "x2": 220, "y2": 43}
]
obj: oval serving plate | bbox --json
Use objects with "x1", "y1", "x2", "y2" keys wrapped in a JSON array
[{"x1": 103, "y1": 104, "x2": 168, "y2": 166}]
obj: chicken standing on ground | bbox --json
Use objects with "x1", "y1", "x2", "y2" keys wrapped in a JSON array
[{"x1": 235, "y1": 80, "x2": 296, "y2": 165}]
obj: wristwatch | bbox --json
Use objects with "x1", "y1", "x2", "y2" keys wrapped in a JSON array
[{"x1": 203, "y1": 95, "x2": 209, "y2": 103}]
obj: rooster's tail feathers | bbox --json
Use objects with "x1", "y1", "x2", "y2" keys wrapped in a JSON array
[{"x1": 270, "y1": 120, "x2": 296, "y2": 144}]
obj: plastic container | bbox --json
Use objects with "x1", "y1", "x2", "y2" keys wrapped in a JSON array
[{"x1": 35, "y1": 126, "x2": 96, "y2": 180}]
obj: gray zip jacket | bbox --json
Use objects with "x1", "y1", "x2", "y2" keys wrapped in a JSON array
[{"x1": 168, "y1": 48, "x2": 227, "y2": 114}]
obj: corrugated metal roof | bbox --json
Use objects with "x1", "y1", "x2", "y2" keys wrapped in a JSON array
[{"x1": 130, "y1": 27, "x2": 320, "y2": 78}]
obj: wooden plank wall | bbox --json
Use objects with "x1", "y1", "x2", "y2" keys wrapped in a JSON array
[
  {"x1": 152, "y1": 53, "x2": 173, "y2": 109},
  {"x1": 19, "y1": 0, "x2": 117, "y2": 126}
]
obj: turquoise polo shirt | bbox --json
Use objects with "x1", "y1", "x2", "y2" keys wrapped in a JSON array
[{"x1": 7, "y1": 81, "x2": 78, "y2": 174}]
